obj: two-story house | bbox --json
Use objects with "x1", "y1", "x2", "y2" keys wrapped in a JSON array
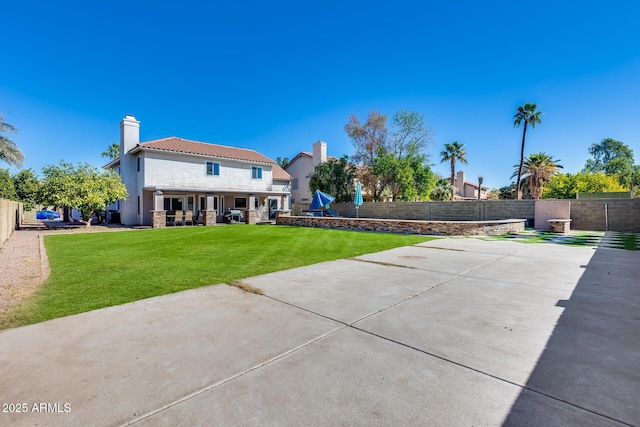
[
  {"x1": 104, "y1": 115, "x2": 292, "y2": 227},
  {"x1": 284, "y1": 141, "x2": 332, "y2": 204}
]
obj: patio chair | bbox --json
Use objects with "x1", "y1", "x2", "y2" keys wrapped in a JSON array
[
  {"x1": 184, "y1": 210, "x2": 194, "y2": 226},
  {"x1": 174, "y1": 210, "x2": 184, "y2": 226}
]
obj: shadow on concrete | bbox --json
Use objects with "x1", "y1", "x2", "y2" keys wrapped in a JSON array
[{"x1": 503, "y1": 245, "x2": 640, "y2": 426}]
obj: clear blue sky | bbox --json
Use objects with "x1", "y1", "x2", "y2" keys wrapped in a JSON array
[{"x1": 2, "y1": 1, "x2": 639, "y2": 189}]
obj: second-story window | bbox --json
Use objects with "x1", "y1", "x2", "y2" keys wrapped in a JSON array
[
  {"x1": 252, "y1": 166, "x2": 262, "y2": 179},
  {"x1": 206, "y1": 162, "x2": 220, "y2": 176},
  {"x1": 136, "y1": 157, "x2": 140, "y2": 172}
]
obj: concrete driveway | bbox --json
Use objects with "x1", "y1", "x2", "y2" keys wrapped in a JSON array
[{"x1": 1, "y1": 237, "x2": 638, "y2": 426}]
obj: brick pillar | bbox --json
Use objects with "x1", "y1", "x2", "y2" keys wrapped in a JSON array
[
  {"x1": 246, "y1": 210, "x2": 259, "y2": 224},
  {"x1": 203, "y1": 210, "x2": 216, "y2": 226},
  {"x1": 151, "y1": 210, "x2": 166, "y2": 228}
]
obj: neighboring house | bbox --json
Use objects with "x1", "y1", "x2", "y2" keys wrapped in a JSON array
[
  {"x1": 452, "y1": 171, "x2": 488, "y2": 200},
  {"x1": 104, "y1": 115, "x2": 292, "y2": 227},
  {"x1": 284, "y1": 141, "x2": 333, "y2": 204}
]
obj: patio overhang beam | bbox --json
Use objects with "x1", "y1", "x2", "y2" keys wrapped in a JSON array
[{"x1": 143, "y1": 186, "x2": 289, "y2": 196}]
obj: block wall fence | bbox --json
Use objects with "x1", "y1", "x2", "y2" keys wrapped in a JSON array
[
  {"x1": 0, "y1": 199, "x2": 24, "y2": 249},
  {"x1": 322, "y1": 199, "x2": 639, "y2": 232}
]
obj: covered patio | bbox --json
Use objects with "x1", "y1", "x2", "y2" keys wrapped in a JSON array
[{"x1": 147, "y1": 188, "x2": 290, "y2": 228}]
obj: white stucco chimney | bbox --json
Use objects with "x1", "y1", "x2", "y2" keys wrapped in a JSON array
[
  {"x1": 119, "y1": 115, "x2": 140, "y2": 226},
  {"x1": 312, "y1": 141, "x2": 327, "y2": 166},
  {"x1": 120, "y1": 114, "x2": 140, "y2": 155}
]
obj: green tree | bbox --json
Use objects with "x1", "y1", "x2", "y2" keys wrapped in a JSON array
[
  {"x1": 409, "y1": 155, "x2": 436, "y2": 201},
  {"x1": 497, "y1": 183, "x2": 516, "y2": 200},
  {"x1": 374, "y1": 151, "x2": 434, "y2": 201},
  {"x1": 440, "y1": 141, "x2": 468, "y2": 199},
  {"x1": 345, "y1": 109, "x2": 435, "y2": 201},
  {"x1": 0, "y1": 168, "x2": 17, "y2": 200},
  {"x1": 388, "y1": 109, "x2": 433, "y2": 158},
  {"x1": 511, "y1": 152, "x2": 562, "y2": 200},
  {"x1": 40, "y1": 162, "x2": 128, "y2": 228},
  {"x1": 514, "y1": 102, "x2": 543, "y2": 200},
  {"x1": 430, "y1": 178, "x2": 453, "y2": 201},
  {"x1": 101, "y1": 143, "x2": 120, "y2": 160},
  {"x1": 276, "y1": 157, "x2": 289, "y2": 168},
  {"x1": 583, "y1": 138, "x2": 636, "y2": 188},
  {"x1": 12, "y1": 168, "x2": 41, "y2": 210},
  {"x1": 344, "y1": 111, "x2": 388, "y2": 201},
  {"x1": 308, "y1": 156, "x2": 357, "y2": 203},
  {"x1": 0, "y1": 113, "x2": 24, "y2": 167},
  {"x1": 543, "y1": 172, "x2": 626, "y2": 199}
]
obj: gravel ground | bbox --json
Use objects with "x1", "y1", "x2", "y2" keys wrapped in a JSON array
[
  {"x1": 0, "y1": 224, "x2": 47, "y2": 319},
  {"x1": 0, "y1": 222, "x2": 146, "y2": 326}
]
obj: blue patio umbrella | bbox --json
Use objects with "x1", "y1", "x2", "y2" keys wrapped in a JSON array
[
  {"x1": 354, "y1": 181, "x2": 363, "y2": 218},
  {"x1": 310, "y1": 189, "x2": 335, "y2": 210}
]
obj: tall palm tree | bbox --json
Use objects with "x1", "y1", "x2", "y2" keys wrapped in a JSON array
[
  {"x1": 0, "y1": 114, "x2": 24, "y2": 167},
  {"x1": 512, "y1": 152, "x2": 562, "y2": 199},
  {"x1": 440, "y1": 141, "x2": 468, "y2": 199},
  {"x1": 101, "y1": 142, "x2": 120, "y2": 160},
  {"x1": 514, "y1": 102, "x2": 543, "y2": 200}
]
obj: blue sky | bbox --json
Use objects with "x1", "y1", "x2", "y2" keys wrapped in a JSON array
[{"x1": 2, "y1": 1, "x2": 639, "y2": 189}]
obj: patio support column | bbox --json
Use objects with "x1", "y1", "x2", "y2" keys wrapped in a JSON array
[
  {"x1": 150, "y1": 211, "x2": 166, "y2": 228},
  {"x1": 204, "y1": 193, "x2": 216, "y2": 226},
  {"x1": 151, "y1": 191, "x2": 166, "y2": 228},
  {"x1": 246, "y1": 195, "x2": 257, "y2": 224}
]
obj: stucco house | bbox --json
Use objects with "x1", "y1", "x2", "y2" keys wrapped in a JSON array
[
  {"x1": 453, "y1": 171, "x2": 488, "y2": 200},
  {"x1": 284, "y1": 141, "x2": 332, "y2": 204},
  {"x1": 104, "y1": 115, "x2": 292, "y2": 227}
]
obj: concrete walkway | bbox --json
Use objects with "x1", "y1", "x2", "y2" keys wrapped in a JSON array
[{"x1": 0, "y1": 238, "x2": 638, "y2": 426}]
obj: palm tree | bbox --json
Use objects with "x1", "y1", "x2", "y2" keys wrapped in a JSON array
[
  {"x1": 0, "y1": 114, "x2": 24, "y2": 167},
  {"x1": 101, "y1": 142, "x2": 120, "y2": 160},
  {"x1": 440, "y1": 141, "x2": 468, "y2": 199},
  {"x1": 514, "y1": 102, "x2": 543, "y2": 200},
  {"x1": 430, "y1": 178, "x2": 454, "y2": 201},
  {"x1": 512, "y1": 152, "x2": 562, "y2": 199}
]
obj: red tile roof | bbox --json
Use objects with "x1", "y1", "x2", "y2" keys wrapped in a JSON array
[{"x1": 136, "y1": 137, "x2": 291, "y2": 180}]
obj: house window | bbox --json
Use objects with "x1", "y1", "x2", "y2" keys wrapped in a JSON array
[
  {"x1": 251, "y1": 166, "x2": 262, "y2": 179},
  {"x1": 292, "y1": 178, "x2": 298, "y2": 190},
  {"x1": 187, "y1": 196, "x2": 194, "y2": 211},
  {"x1": 254, "y1": 197, "x2": 259, "y2": 209},
  {"x1": 206, "y1": 162, "x2": 220, "y2": 176},
  {"x1": 137, "y1": 157, "x2": 140, "y2": 172},
  {"x1": 234, "y1": 197, "x2": 247, "y2": 209},
  {"x1": 163, "y1": 196, "x2": 183, "y2": 210},
  {"x1": 137, "y1": 196, "x2": 140, "y2": 215}
]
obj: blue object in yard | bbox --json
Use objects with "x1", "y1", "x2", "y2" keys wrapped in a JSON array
[
  {"x1": 36, "y1": 210, "x2": 60, "y2": 220},
  {"x1": 354, "y1": 181, "x2": 363, "y2": 218},
  {"x1": 310, "y1": 189, "x2": 335, "y2": 210}
]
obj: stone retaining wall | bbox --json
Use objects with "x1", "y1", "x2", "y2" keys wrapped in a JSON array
[{"x1": 276, "y1": 215, "x2": 525, "y2": 236}]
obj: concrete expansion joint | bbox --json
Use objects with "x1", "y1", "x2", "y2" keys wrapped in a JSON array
[
  {"x1": 261, "y1": 288, "x2": 631, "y2": 426},
  {"x1": 123, "y1": 326, "x2": 347, "y2": 426},
  {"x1": 347, "y1": 326, "x2": 630, "y2": 426},
  {"x1": 350, "y1": 258, "x2": 421, "y2": 269}
]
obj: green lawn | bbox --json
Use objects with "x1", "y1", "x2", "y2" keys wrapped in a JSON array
[{"x1": 4, "y1": 225, "x2": 433, "y2": 328}]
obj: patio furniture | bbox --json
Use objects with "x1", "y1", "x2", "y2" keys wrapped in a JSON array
[
  {"x1": 174, "y1": 210, "x2": 184, "y2": 226},
  {"x1": 166, "y1": 210, "x2": 175, "y2": 226},
  {"x1": 184, "y1": 210, "x2": 194, "y2": 226},
  {"x1": 224, "y1": 210, "x2": 244, "y2": 223}
]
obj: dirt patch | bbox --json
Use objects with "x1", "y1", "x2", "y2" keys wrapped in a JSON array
[{"x1": 0, "y1": 222, "x2": 147, "y2": 327}]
